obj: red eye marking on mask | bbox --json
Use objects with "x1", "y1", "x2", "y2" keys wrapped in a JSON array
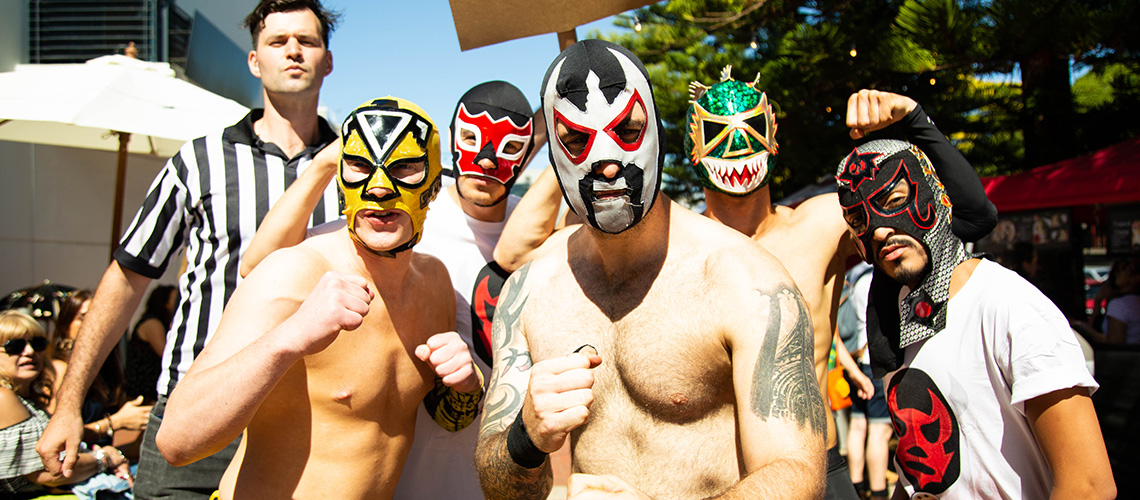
[
  {"x1": 553, "y1": 109, "x2": 597, "y2": 166},
  {"x1": 602, "y1": 89, "x2": 647, "y2": 151}
]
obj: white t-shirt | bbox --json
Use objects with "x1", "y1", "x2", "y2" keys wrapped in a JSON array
[
  {"x1": 394, "y1": 180, "x2": 519, "y2": 500},
  {"x1": 1104, "y1": 294, "x2": 1140, "y2": 344},
  {"x1": 886, "y1": 259, "x2": 1097, "y2": 499}
]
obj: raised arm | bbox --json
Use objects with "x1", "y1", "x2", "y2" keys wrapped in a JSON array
[
  {"x1": 475, "y1": 263, "x2": 599, "y2": 500},
  {"x1": 846, "y1": 89, "x2": 998, "y2": 241},
  {"x1": 493, "y1": 167, "x2": 580, "y2": 273},
  {"x1": 156, "y1": 251, "x2": 370, "y2": 466},
  {"x1": 239, "y1": 141, "x2": 340, "y2": 277}
]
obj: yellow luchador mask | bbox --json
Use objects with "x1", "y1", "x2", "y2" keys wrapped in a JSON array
[{"x1": 338, "y1": 97, "x2": 443, "y2": 257}]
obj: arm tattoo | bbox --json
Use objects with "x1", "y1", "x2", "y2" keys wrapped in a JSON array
[
  {"x1": 423, "y1": 376, "x2": 483, "y2": 432},
  {"x1": 475, "y1": 264, "x2": 554, "y2": 500},
  {"x1": 480, "y1": 263, "x2": 532, "y2": 438},
  {"x1": 751, "y1": 286, "x2": 827, "y2": 435}
]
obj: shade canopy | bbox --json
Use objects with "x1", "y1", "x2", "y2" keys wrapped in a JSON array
[
  {"x1": 981, "y1": 136, "x2": 1140, "y2": 213},
  {"x1": 449, "y1": 0, "x2": 655, "y2": 51},
  {"x1": 0, "y1": 54, "x2": 248, "y2": 157}
]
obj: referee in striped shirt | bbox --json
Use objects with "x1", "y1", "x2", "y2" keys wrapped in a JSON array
[{"x1": 37, "y1": 2, "x2": 342, "y2": 498}]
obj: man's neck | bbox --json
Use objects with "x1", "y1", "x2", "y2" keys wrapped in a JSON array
[
  {"x1": 449, "y1": 184, "x2": 507, "y2": 223},
  {"x1": 582, "y1": 193, "x2": 670, "y2": 283},
  {"x1": 254, "y1": 89, "x2": 322, "y2": 159},
  {"x1": 702, "y1": 187, "x2": 777, "y2": 238}
]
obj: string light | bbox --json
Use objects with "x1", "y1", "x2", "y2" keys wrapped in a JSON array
[
  {"x1": 849, "y1": 45, "x2": 857, "y2": 58},
  {"x1": 929, "y1": 77, "x2": 937, "y2": 85},
  {"x1": 634, "y1": 17, "x2": 642, "y2": 32},
  {"x1": 750, "y1": 38, "x2": 758, "y2": 50}
]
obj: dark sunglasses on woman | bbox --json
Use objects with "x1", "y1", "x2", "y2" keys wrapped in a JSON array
[{"x1": 3, "y1": 336, "x2": 48, "y2": 355}]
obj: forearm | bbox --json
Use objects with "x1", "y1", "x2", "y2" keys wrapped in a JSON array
[
  {"x1": 896, "y1": 105, "x2": 997, "y2": 241},
  {"x1": 239, "y1": 161, "x2": 335, "y2": 277},
  {"x1": 494, "y1": 168, "x2": 564, "y2": 272},
  {"x1": 156, "y1": 328, "x2": 301, "y2": 466},
  {"x1": 709, "y1": 455, "x2": 825, "y2": 500},
  {"x1": 27, "y1": 452, "x2": 100, "y2": 486},
  {"x1": 56, "y1": 263, "x2": 149, "y2": 415},
  {"x1": 424, "y1": 376, "x2": 484, "y2": 432},
  {"x1": 475, "y1": 430, "x2": 554, "y2": 500}
]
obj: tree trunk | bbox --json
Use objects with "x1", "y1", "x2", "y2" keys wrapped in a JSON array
[{"x1": 1018, "y1": 49, "x2": 1076, "y2": 168}]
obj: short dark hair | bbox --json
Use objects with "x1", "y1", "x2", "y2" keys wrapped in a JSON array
[{"x1": 243, "y1": 0, "x2": 341, "y2": 48}]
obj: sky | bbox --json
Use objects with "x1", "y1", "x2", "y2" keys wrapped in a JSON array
[{"x1": 316, "y1": 0, "x2": 629, "y2": 162}]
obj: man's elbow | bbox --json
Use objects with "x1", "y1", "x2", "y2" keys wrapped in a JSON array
[
  {"x1": 155, "y1": 424, "x2": 197, "y2": 467},
  {"x1": 1058, "y1": 475, "x2": 1117, "y2": 500}
]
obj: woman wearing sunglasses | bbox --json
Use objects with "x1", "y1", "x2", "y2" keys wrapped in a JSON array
[{"x1": 0, "y1": 310, "x2": 132, "y2": 496}]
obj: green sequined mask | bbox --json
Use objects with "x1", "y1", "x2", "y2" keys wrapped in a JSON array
[{"x1": 685, "y1": 68, "x2": 778, "y2": 195}]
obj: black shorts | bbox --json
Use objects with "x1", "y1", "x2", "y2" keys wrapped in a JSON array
[{"x1": 849, "y1": 363, "x2": 891, "y2": 423}]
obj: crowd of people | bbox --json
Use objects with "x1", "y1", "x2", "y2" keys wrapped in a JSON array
[{"x1": 1, "y1": 0, "x2": 1126, "y2": 499}]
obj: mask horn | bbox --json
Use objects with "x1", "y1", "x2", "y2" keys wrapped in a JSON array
[{"x1": 689, "y1": 81, "x2": 710, "y2": 104}]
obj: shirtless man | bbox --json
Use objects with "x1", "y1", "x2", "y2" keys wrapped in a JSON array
[
  {"x1": 684, "y1": 76, "x2": 998, "y2": 497},
  {"x1": 475, "y1": 40, "x2": 826, "y2": 500},
  {"x1": 155, "y1": 98, "x2": 483, "y2": 500}
]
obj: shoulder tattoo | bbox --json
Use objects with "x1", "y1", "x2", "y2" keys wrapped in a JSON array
[
  {"x1": 480, "y1": 263, "x2": 533, "y2": 438},
  {"x1": 750, "y1": 285, "x2": 827, "y2": 435}
]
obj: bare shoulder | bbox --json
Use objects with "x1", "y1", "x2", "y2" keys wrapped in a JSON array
[
  {"x1": 677, "y1": 205, "x2": 793, "y2": 286},
  {"x1": 239, "y1": 239, "x2": 334, "y2": 301},
  {"x1": 409, "y1": 251, "x2": 454, "y2": 299},
  {"x1": 0, "y1": 389, "x2": 31, "y2": 429},
  {"x1": 788, "y1": 193, "x2": 846, "y2": 230}
]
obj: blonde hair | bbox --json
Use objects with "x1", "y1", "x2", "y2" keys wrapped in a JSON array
[
  {"x1": 0, "y1": 310, "x2": 51, "y2": 406},
  {"x1": 0, "y1": 310, "x2": 45, "y2": 343}
]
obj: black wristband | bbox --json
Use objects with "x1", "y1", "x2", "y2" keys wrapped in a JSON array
[{"x1": 506, "y1": 411, "x2": 548, "y2": 469}]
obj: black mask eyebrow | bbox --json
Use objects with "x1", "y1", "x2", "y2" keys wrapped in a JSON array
[{"x1": 552, "y1": 40, "x2": 626, "y2": 112}]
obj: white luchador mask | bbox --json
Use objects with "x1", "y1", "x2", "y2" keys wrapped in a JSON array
[{"x1": 540, "y1": 39, "x2": 663, "y2": 234}]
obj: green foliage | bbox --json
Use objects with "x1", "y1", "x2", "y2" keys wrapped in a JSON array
[{"x1": 595, "y1": 0, "x2": 1139, "y2": 200}]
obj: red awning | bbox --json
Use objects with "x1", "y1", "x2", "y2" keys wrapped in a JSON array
[{"x1": 980, "y1": 136, "x2": 1140, "y2": 213}]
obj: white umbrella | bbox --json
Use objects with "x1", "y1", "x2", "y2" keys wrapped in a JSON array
[{"x1": 0, "y1": 54, "x2": 249, "y2": 259}]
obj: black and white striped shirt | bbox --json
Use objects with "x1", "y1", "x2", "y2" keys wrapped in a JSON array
[{"x1": 115, "y1": 110, "x2": 341, "y2": 397}]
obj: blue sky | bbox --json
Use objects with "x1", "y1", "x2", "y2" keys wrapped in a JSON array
[{"x1": 318, "y1": 0, "x2": 627, "y2": 148}]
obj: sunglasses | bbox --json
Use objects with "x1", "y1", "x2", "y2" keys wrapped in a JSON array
[{"x1": 3, "y1": 336, "x2": 48, "y2": 356}]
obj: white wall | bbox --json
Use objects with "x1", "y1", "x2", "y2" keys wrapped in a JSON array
[{"x1": 0, "y1": 141, "x2": 181, "y2": 306}]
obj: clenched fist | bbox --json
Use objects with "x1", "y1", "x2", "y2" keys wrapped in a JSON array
[
  {"x1": 846, "y1": 89, "x2": 918, "y2": 140},
  {"x1": 520, "y1": 348, "x2": 602, "y2": 453},
  {"x1": 281, "y1": 271, "x2": 372, "y2": 356},
  {"x1": 416, "y1": 332, "x2": 481, "y2": 393}
]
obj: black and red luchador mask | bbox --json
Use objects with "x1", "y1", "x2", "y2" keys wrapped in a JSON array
[
  {"x1": 886, "y1": 368, "x2": 960, "y2": 495},
  {"x1": 450, "y1": 81, "x2": 534, "y2": 198},
  {"x1": 835, "y1": 139, "x2": 971, "y2": 348}
]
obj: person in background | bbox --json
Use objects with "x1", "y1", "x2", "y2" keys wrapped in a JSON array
[
  {"x1": 125, "y1": 285, "x2": 176, "y2": 404},
  {"x1": 37, "y1": 2, "x2": 343, "y2": 497},
  {"x1": 1, "y1": 310, "x2": 132, "y2": 496}
]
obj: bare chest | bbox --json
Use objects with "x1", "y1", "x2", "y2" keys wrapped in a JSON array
[{"x1": 524, "y1": 275, "x2": 734, "y2": 424}]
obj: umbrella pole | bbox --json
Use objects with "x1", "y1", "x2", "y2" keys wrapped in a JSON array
[
  {"x1": 110, "y1": 131, "x2": 130, "y2": 263},
  {"x1": 557, "y1": 29, "x2": 578, "y2": 51}
]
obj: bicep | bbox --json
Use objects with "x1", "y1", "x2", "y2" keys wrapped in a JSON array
[
  {"x1": 186, "y1": 253, "x2": 309, "y2": 374},
  {"x1": 479, "y1": 264, "x2": 536, "y2": 438},
  {"x1": 732, "y1": 282, "x2": 827, "y2": 472},
  {"x1": 1025, "y1": 387, "x2": 1113, "y2": 496}
]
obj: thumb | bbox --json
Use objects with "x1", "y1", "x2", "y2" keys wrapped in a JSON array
[
  {"x1": 132, "y1": 395, "x2": 145, "y2": 406},
  {"x1": 849, "y1": 128, "x2": 866, "y2": 140},
  {"x1": 414, "y1": 344, "x2": 431, "y2": 362}
]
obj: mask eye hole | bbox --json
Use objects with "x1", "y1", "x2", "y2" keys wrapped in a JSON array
[
  {"x1": 743, "y1": 115, "x2": 768, "y2": 137},
  {"x1": 703, "y1": 121, "x2": 727, "y2": 146},
  {"x1": 458, "y1": 128, "x2": 478, "y2": 148},
  {"x1": 610, "y1": 100, "x2": 646, "y2": 145},
  {"x1": 843, "y1": 204, "x2": 868, "y2": 236},
  {"x1": 342, "y1": 157, "x2": 374, "y2": 184},
  {"x1": 554, "y1": 111, "x2": 596, "y2": 164},
  {"x1": 388, "y1": 158, "x2": 426, "y2": 185},
  {"x1": 502, "y1": 140, "x2": 525, "y2": 156},
  {"x1": 872, "y1": 175, "x2": 910, "y2": 213}
]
